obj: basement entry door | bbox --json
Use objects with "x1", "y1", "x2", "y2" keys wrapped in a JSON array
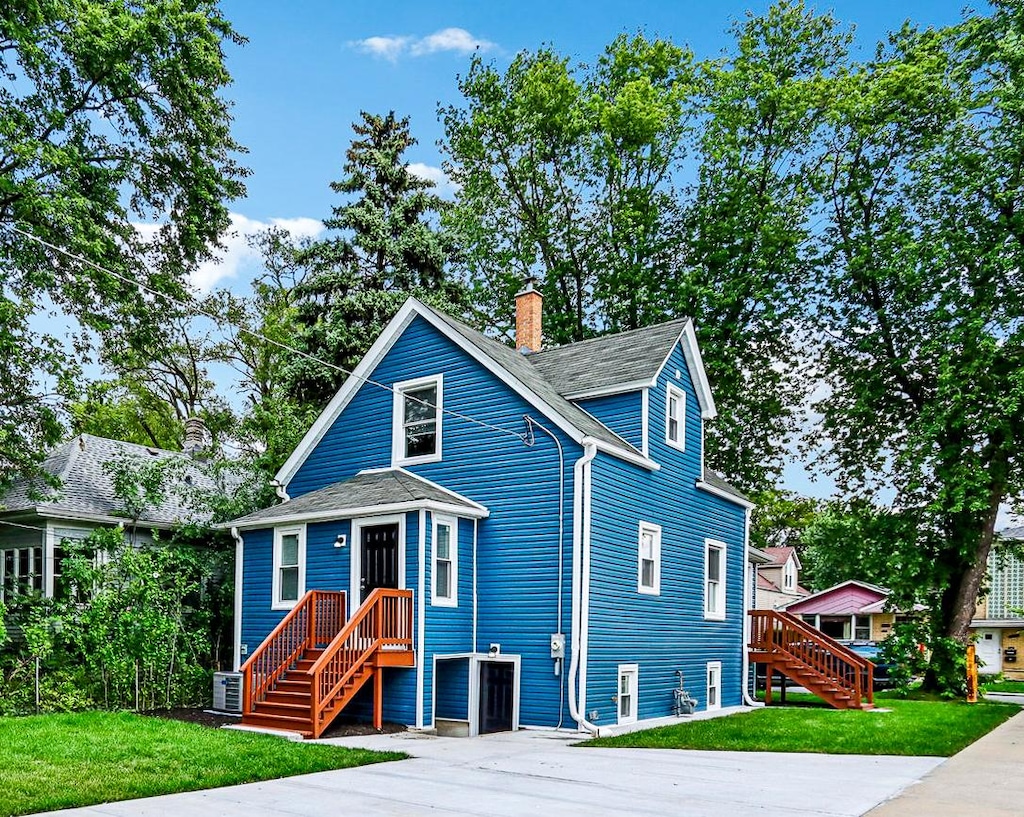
[
  {"x1": 479, "y1": 661, "x2": 514, "y2": 734},
  {"x1": 360, "y1": 523, "x2": 399, "y2": 602}
]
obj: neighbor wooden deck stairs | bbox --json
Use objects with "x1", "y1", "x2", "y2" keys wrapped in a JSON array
[
  {"x1": 748, "y1": 610, "x2": 875, "y2": 710},
  {"x1": 240, "y1": 588, "x2": 413, "y2": 738}
]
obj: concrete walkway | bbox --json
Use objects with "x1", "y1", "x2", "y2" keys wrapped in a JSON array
[
  {"x1": 867, "y1": 708, "x2": 1024, "y2": 817},
  {"x1": 40, "y1": 720, "x2": 943, "y2": 817}
]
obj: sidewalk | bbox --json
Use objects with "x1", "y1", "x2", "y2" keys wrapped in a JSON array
[{"x1": 867, "y1": 709, "x2": 1024, "y2": 816}]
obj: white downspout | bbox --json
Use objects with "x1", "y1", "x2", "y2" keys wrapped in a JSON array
[
  {"x1": 568, "y1": 442, "x2": 600, "y2": 735},
  {"x1": 741, "y1": 508, "x2": 762, "y2": 708},
  {"x1": 231, "y1": 526, "x2": 244, "y2": 672}
]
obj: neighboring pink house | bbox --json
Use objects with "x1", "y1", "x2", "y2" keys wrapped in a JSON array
[
  {"x1": 784, "y1": 580, "x2": 898, "y2": 643},
  {"x1": 755, "y1": 546, "x2": 809, "y2": 610}
]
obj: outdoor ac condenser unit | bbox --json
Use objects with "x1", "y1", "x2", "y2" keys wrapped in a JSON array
[{"x1": 213, "y1": 671, "x2": 242, "y2": 713}]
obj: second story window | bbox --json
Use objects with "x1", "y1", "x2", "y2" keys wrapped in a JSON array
[
  {"x1": 665, "y1": 383, "x2": 686, "y2": 451},
  {"x1": 638, "y1": 522, "x2": 661, "y2": 595},
  {"x1": 393, "y1": 375, "x2": 443, "y2": 465}
]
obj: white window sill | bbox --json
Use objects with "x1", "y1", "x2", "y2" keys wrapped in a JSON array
[{"x1": 638, "y1": 585, "x2": 661, "y2": 596}]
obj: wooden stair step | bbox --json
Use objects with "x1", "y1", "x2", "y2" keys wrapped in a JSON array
[
  {"x1": 263, "y1": 690, "x2": 313, "y2": 706},
  {"x1": 253, "y1": 701, "x2": 312, "y2": 718},
  {"x1": 241, "y1": 713, "x2": 313, "y2": 736}
]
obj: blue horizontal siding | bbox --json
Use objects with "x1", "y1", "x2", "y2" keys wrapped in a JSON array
[
  {"x1": 584, "y1": 340, "x2": 746, "y2": 726},
  {"x1": 434, "y1": 657, "x2": 470, "y2": 720},
  {"x1": 575, "y1": 391, "x2": 643, "y2": 451}
]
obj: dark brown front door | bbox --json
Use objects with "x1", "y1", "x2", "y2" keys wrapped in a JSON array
[
  {"x1": 360, "y1": 523, "x2": 400, "y2": 602},
  {"x1": 479, "y1": 661, "x2": 514, "y2": 734}
]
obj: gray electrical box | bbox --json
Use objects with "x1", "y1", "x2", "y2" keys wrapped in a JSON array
[
  {"x1": 213, "y1": 671, "x2": 242, "y2": 713},
  {"x1": 550, "y1": 633, "x2": 565, "y2": 659}
]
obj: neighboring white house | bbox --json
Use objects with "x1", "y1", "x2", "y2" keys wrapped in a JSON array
[{"x1": 971, "y1": 526, "x2": 1024, "y2": 679}]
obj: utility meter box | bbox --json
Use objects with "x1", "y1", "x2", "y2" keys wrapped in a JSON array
[{"x1": 550, "y1": 633, "x2": 565, "y2": 659}]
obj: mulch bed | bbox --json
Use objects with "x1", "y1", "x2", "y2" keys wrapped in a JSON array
[{"x1": 144, "y1": 708, "x2": 406, "y2": 738}]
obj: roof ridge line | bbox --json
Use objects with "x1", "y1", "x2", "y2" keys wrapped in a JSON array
[{"x1": 530, "y1": 316, "x2": 692, "y2": 357}]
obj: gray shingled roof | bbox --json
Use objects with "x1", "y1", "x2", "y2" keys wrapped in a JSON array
[
  {"x1": 0, "y1": 434, "x2": 230, "y2": 527},
  {"x1": 228, "y1": 469, "x2": 484, "y2": 527},
  {"x1": 1000, "y1": 526, "x2": 1024, "y2": 540},
  {"x1": 424, "y1": 304, "x2": 641, "y2": 453},
  {"x1": 527, "y1": 318, "x2": 691, "y2": 396},
  {"x1": 702, "y1": 469, "x2": 753, "y2": 505}
]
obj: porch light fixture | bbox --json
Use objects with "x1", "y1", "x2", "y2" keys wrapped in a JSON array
[{"x1": 334, "y1": 534, "x2": 347, "y2": 549}]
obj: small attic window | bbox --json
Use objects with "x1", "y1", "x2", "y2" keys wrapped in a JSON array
[
  {"x1": 665, "y1": 383, "x2": 686, "y2": 451},
  {"x1": 393, "y1": 375, "x2": 443, "y2": 466}
]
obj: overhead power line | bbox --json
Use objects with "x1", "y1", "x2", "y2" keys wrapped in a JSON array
[{"x1": 3, "y1": 223, "x2": 528, "y2": 444}]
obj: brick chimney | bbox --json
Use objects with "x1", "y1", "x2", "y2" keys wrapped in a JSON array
[
  {"x1": 515, "y1": 276, "x2": 543, "y2": 354},
  {"x1": 183, "y1": 416, "x2": 208, "y2": 457}
]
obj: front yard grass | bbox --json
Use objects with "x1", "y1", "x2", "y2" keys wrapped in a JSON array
[
  {"x1": 983, "y1": 679, "x2": 1024, "y2": 694},
  {"x1": 1, "y1": 711, "x2": 404, "y2": 817},
  {"x1": 584, "y1": 695, "x2": 1018, "y2": 757}
]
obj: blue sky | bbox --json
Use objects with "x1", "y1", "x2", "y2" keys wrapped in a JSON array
[{"x1": 204, "y1": 0, "x2": 986, "y2": 506}]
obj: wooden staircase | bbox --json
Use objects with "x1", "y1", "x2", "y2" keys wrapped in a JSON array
[
  {"x1": 749, "y1": 609, "x2": 875, "y2": 710},
  {"x1": 241, "y1": 588, "x2": 414, "y2": 738}
]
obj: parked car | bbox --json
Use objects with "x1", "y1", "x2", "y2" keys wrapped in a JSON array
[{"x1": 845, "y1": 642, "x2": 894, "y2": 690}]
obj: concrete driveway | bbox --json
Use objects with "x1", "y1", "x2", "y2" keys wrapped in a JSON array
[{"x1": 40, "y1": 723, "x2": 942, "y2": 817}]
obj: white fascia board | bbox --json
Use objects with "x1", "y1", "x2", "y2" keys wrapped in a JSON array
[
  {"x1": 35, "y1": 509, "x2": 176, "y2": 530},
  {"x1": 650, "y1": 320, "x2": 717, "y2": 420},
  {"x1": 229, "y1": 499, "x2": 489, "y2": 531},
  {"x1": 585, "y1": 437, "x2": 660, "y2": 471},
  {"x1": 412, "y1": 304, "x2": 587, "y2": 446},
  {"x1": 563, "y1": 380, "x2": 653, "y2": 401},
  {"x1": 357, "y1": 466, "x2": 490, "y2": 515},
  {"x1": 275, "y1": 300, "x2": 422, "y2": 488},
  {"x1": 276, "y1": 297, "x2": 594, "y2": 491},
  {"x1": 695, "y1": 480, "x2": 755, "y2": 509}
]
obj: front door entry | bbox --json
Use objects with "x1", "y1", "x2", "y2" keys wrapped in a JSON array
[
  {"x1": 359, "y1": 523, "x2": 400, "y2": 602},
  {"x1": 479, "y1": 661, "x2": 514, "y2": 734}
]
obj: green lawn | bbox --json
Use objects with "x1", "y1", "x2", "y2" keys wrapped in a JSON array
[
  {"x1": 584, "y1": 696, "x2": 1018, "y2": 756},
  {"x1": 0, "y1": 712, "x2": 404, "y2": 817},
  {"x1": 983, "y1": 679, "x2": 1024, "y2": 694}
]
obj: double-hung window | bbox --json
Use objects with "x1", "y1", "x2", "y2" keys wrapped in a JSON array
[
  {"x1": 665, "y1": 383, "x2": 686, "y2": 451},
  {"x1": 432, "y1": 516, "x2": 457, "y2": 607},
  {"x1": 704, "y1": 539, "x2": 726, "y2": 620},
  {"x1": 706, "y1": 661, "x2": 721, "y2": 711},
  {"x1": 273, "y1": 526, "x2": 305, "y2": 609},
  {"x1": 393, "y1": 375, "x2": 443, "y2": 465},
  {"x1": 618, "y1": 664, "x2": 638, "y2": 724},
  {"x1": 637, "y1": 522, "x2": 661, "y2": 595}
]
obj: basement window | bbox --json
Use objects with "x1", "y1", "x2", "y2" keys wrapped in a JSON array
[
  {"x1": 393, "y1": 375, "x2": 443, "y2": 466},
  {"x1": 707, "y1": 661, "x2": 721, "y2": 711}
]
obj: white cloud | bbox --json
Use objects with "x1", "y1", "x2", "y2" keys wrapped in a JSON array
[
  {"x1": 351, "y1": 28, "x2": 496, "y2": 61},
  {"x1": 407, "y1": 162, "x2": 460, "y2": 197},
  {"x1": 135, "y1": 213, "x2": 324, "y2": 292},
  {"x1": 352, "y1": 35, "x2": 412, "y2": 62}
]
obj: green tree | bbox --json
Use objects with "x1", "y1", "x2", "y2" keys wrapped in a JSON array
[
  {"x1": 441, "y1": 17, "x2": 839, "y2": 490},
  {"x1": 810, "y1": 2, "x2": 1024, "y2": 691},
  {"x1": 68, "y1": 380, "x2": 182, "y2": 450},
  {"x1": 0, "y1": 0, "x2": 247, "y2": 485},
  {"x1": 286, "y1": 111, "x2": 462, "y2": 411}
]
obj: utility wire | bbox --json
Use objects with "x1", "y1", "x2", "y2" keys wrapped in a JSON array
[{"x1": 4, "y1": 223, "x2": 528, "y2": 444}]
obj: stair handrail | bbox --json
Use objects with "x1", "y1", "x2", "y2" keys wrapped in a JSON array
[
  {"x1": 240, "y1": 589, "x2": 347, "y2": 714},
  {"x1": 307, "y1": 587, "x2": 413, "y2": 735},
  {"x1": 749, "y1": 609, "x2": 874, "y2": 706}
]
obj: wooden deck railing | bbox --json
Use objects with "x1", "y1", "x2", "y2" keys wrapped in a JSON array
[
  {"x1": 307, "y1": 588, "x2": 413, "y2": 737},
  {"x1": 749, "y1": 609, "x2": 874, "y2": 707},
  {"x1": 240, "y1": 589, "x2": 347, "y2": 714}
]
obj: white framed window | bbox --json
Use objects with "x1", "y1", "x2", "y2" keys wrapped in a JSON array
[
  {"x1": 432, "y1": 515, "x2": 458, "y2": 607},
  {"x1": 783, "y1": 559, "x2": 796, "y2": 591},
  {"x1": 272, "y1": 526, "x2": 306, "y2": 610},
  {"x1": 617, "y1": 663, "x2": 638, "y2": 724},
  {"x1": 706, "y1": 661, "x2": 721, "y2": 711},
  {"x1": 665, "y1": 383, "x2": 686, "y2": 451},
  {"x1": 0, "y1": 546, "x2": 43, "y2": 601},
  {"x1": 704, "y1": 539, "x2": 726, "y2": 620},
  {"x1": 637, "y1": 522, "x2": 661, "y2": 595},
  {"x1": 392, "y1": 374, "x2": 443, "y2": 466}
]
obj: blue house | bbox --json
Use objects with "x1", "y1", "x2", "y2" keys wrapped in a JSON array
[{"x1": 227, "y1": 285, "x2": 753, "y2": 738}]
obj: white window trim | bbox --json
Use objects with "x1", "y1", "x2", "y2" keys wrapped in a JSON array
[
  {"x1": 617, "y1": 663, "x2": 639, "y2": 725},
  {"x1": 665, "y1": 382, "x2": 686, "y2": 451},
  {"x1": 706, "y1": 661, "x2": 722, "y2": 711},
  {"x1": 704, "y1": 538, "x2": 726, "y2": 621},
  {"x1": 431, "y1": 515, "x2": 458, "y2": 607},
  {"x1": 272, "y1": 525, "x2": 306, "y2": 610},
  {"x1": 783, "y1": 559, "x2": 796, "y2": 591},
  {"x1": 392, "y1": 374, "x2": 444, "y2": 467},
  {"x1": 637, "y1": 521, "x2": 662, "y2": 596}
]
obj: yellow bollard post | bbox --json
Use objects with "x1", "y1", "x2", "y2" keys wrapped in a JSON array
[{"x1": 966, "y1": 644, "x2": 978, "y2": 704}]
